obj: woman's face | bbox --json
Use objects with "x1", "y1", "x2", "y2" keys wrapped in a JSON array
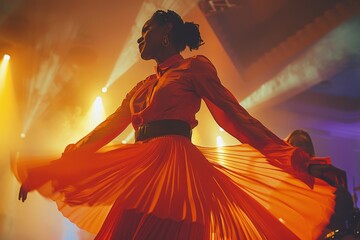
[
  {"x1": 288, "y1": 135, "x2": 312, "y2": 156},
  {"x1": 137, "y1": 19, "x2": 164, "y2": 60}
]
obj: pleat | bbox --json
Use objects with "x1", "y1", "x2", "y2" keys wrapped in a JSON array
[
  {"x1": 11, "y1": 136, "x2": 335, "y2": 239},
  {"x1": 198, "y1": 144, "x2": 335, "y2": 239}
]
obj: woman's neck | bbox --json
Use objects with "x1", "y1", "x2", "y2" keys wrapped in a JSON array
[{"x1": 155, "y1": 48, "x2": 179, "y2": 64}]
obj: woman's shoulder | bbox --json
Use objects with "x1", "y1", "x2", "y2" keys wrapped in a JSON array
[
  {"x1": 185, "y1": 55, "x2": 212, "y2": 64},
  {"x1": 131, "y1": 74, "x2": 156, "y2": 90},
  {"x1": 183, "y1": 55, "x2": 217, "y2": 72}
]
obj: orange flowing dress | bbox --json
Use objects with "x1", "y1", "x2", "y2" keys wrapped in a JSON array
[{"x1": 12, "y1": 54, "x2": 335, "y2": 239}]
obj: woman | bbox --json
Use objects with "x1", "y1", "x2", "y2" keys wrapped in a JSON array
[
  {"x1": 286, "y1": 129, "x2": 354, "y2": 238},
  {"x1": 285, "y1": 130, "x2": 316, "y2": 158},
  {"x1": 285, "y1": 129, "x2": 349, "y2": 188},
  {"x1": 14, "y1": 10, "x2": 335, "y2": 239}
]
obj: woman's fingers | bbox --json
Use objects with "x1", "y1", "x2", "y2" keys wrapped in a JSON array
[{"x1": 18, "y1": 185, "x2": 28, "y2": 202}]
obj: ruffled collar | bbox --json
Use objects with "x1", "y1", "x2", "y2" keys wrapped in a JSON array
[{"x1": 154, "y1": 54, "x2": 184, "y2": 78}]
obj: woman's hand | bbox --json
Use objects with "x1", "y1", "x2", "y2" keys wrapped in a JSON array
[{"x1": 18, "y1": 185, "x2": 28, "y2": 202}]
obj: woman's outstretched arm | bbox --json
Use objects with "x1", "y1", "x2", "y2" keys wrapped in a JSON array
[
  {"x1": 63, "y1": 80, "x2": 145, "y2": 155},
  {"x1": 191, "y1": 56, "x2": 313, "y2": 186}
]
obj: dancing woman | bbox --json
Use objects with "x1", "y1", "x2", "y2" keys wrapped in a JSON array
[{"x1": 14, "y1": 10, "x2": 335, "y2": 240}]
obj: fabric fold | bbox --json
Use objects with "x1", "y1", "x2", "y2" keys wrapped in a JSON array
[{"x1": 12, "y1": 136, "x2": 334, "y2": 239}]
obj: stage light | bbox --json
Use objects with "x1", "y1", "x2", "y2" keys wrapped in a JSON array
[
  {"x1": 20, "y1": 133, "x2": 26, "y2": 139},
  {"x1": 216, "y1": 135, "x2": 224, "y2": 147},
  {"x1": 102, "y1": 86, "x2": 108, "y2": 93},
  {"x1": 85, "y1": 96, "x2": 106, "y2": 131},
  {"x1": 0, "y1": 53, "x2": 18, "y2": 152},
  {"x1": 3, "y1": 54, "x2": 10, "y2": 61},
  {"x1": 0, "y1": 55, "x2": 10, "y2": 88}
]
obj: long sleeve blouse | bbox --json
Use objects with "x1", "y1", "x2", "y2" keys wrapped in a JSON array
[{"x1": 70, "y1": 54, "x2": 312, "y2": 185}]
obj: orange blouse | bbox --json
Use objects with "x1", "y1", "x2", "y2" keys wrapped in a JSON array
[{"x1": 71, "y1": 54, "x2": 312, "y2": 185}]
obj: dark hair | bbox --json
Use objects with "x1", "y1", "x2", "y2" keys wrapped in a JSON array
[
  {"x1": 285, "y1": 129, "x2": 315, "y2": 157},
  {"x1": 151, "y1": 10, "x2": 204, "y2": 52}
]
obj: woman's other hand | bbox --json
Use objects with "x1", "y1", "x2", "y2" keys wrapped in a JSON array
[{"x1": 18, "y1": 185, "x2": 28, "y2": 202}]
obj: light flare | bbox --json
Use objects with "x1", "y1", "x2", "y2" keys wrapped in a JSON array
[
  {"x1": 3, "y1": 54, "x2": 10, "y2": 61},
  {"x1": 216, "y1": 135, "x2": 224, "y2": 147}
]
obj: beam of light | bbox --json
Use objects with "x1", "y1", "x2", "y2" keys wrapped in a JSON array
[
  {"x1": 84, "y1": 96, "x2": 106, "y2": 132},
  {"x1": 0, "y1": 56, "x2": 19, "y2": 153},
  {"x1": 21, "y1": 54, "x2": 74, "y2": 137},
  {"x1": 216, "y1": 135, "x2": 224, "y2": 147},
  {"x1": 20, "y1": 21, "x2": 78, "y2": 138},
  {"x1": 104, "y1": 0, "x2": 200, "y2": 89},
  {"x1": 0, "y1": 54, "x2": 10, "y2": 88},
  {"x1": 240, "y1": 15, "x2": 360, "y2": 109},
  {"x1": 21, "y1": 53, "x2": 60, "y2": 134}
]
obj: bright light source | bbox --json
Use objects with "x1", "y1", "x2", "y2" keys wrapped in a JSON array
[
  {"x1": 20, "y1": 133, "x2": 26, "y2": 139},
  {"x1": 216, "y1": 136, "x2": 224, "y2": 147},
  {"x1": 85, "y1": 96, "x2": 106, "y2": 131},
  {"x1": 102, "y1": 87, "x2": 107, "y2": 93},
  {"x1": 94, "y1": 96, "x2": 102, "y2": 107},
  {"x1": 0, "y1": 55, "x2": 18, "y2": 149},
  {"x1": 3, "y1": 54, "x2": 10, "y2": 61},
  {"x1": 0, "y1": 54, "x2": 10, "y2": 88},
  {"x1": 122, "y1": 140, "x2": 127, "y2": 144}
]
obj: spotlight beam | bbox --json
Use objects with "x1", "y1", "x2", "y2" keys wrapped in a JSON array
[
  {"x1": 104, "y1": 0, "x2": 200, "y2": 89},
  {"x1": 0, "y1": 55, "x2": 10, "y2": 88},
  {"x1": 240, "y1": 16, "x2": 360, "y2": 109}
]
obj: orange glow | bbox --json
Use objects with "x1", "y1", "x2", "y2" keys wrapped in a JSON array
[
  {"x1": 216, "y1": 135, "x2": 224, "y2": 147},
  {"x1": 85, "y1": 96, "x2": 106, "y2": 132},
  {"x1": 0, "y1": 58, "x2": 19, "y2": 152},
  {"x1": 0, "y1": 56, "x2": 10, "y2": 88}
]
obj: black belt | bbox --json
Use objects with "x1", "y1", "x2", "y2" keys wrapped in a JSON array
[{"x1": 135, "y1": 119, "x2": 192, "y2": 142}]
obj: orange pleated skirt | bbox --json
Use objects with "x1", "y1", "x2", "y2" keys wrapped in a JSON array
[{"x1": 12, "y1": 135, "x2": 335, "y2": 239}]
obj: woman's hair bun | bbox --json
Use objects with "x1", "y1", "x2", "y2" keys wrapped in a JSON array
[
  {"x1": 183, "y1": 22, "x2": 204, "y2": 51},
  {"x1": 151, "y1": 10, "x2": 204, "y2": 52}
]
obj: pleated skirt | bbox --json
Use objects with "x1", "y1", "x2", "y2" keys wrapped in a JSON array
[{"x1": 12, "y1": 135, "x2": 335, "y2": 240}]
